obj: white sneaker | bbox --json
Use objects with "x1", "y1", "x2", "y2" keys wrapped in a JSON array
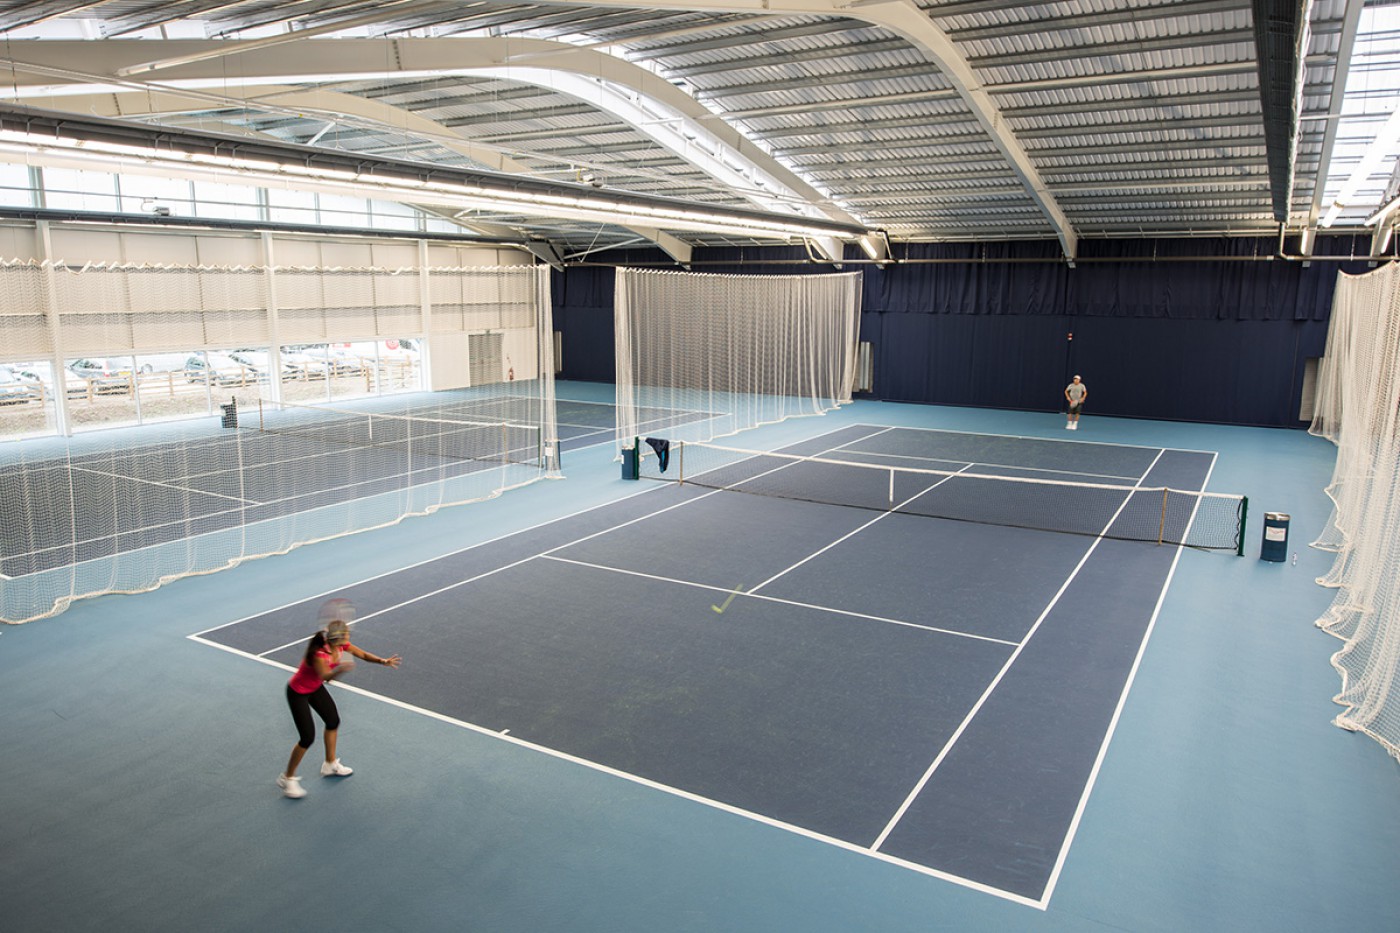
[
  {"x1": 1066, "y1": 423, "x2": 1072, "y2": 429},
  {"x1": 1070, "y1": 423, "x2": 1078, "y2": 430},
  {"x1": 277, "y1": 773, "x2": 307, "y2": 798},
  {"x1": 320, "y1": 758, "x2": 353, "y2": 777}
]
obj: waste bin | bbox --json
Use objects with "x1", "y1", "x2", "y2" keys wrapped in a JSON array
[
  {"x1": 220, "y1": 398, "x2": 238, "y2": 429},
  {"x1": 620, "y1": 442, "x2": 639, "y2": 480},
  {"x1": 1260, "y1": 512, "x2": 1289, "y2": 562}
]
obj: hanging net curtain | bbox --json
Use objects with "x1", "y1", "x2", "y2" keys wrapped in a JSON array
[
  {"x1": 1307, "y1": 260, "x2": 1400, "y2": 762},
  {"x1": 614, "y1": 268, "x2": 861, "y2": 452},
  {"x1": 0, "y1": 261, "x2": 558, "y2": 624}
]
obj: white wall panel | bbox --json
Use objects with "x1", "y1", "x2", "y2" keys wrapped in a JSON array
[{"x1": 120, "y1": 232, "x2": 199, "y2": 265}]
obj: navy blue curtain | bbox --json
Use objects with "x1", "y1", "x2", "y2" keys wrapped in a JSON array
[{"x1": 551, "y1": 236, "x2": 1378, "y2": 427}]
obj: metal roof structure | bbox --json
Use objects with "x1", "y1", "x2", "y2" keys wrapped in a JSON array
[{"x1": 0, "y1": 0, "x2": 1395, "y2": 263}]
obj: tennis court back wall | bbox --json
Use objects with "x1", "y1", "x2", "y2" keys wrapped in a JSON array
[{"x1": 552, "y1": 236, "x2": 1372, "y2": 427}]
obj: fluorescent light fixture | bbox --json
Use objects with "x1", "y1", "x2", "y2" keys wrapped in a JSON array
[
  {"x1": 1320, "y1": 102, "x2": 1400, "y2": 228},
  {"x1": 0, "y1": 105, "x2": 870, "y2": 243},
  {"x1": 1365, "y1": 193, "x2": 1400, "y2": 227}
]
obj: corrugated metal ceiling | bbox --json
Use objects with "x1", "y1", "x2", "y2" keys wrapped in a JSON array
[{"x1": 0, "y1": 0, "x2": 1392, "y2": 259}]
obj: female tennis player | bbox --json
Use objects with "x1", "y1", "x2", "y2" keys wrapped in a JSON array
[{"x1": 277, "y1": 613, "x2": 401, "y2": 799}]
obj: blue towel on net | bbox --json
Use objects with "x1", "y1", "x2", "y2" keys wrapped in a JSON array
[{"x1": 644, "y1": 437, "x2": 671, "y2": 473}]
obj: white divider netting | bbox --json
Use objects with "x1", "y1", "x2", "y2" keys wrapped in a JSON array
[
  {"x1": 614, "y1": 268, "x2": 861, "y2": 451},
  {"x1": 0, "y1": 262, "x2": 558, "y2": 624},
  {"x1": 1307, "y1": 260, "x2": 1400, "y2": 761}
]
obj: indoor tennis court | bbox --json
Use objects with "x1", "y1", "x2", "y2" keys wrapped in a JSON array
[
  {"x1": 5, "y1": 5, "x2": 1400, "y2": 932},
  {"x1": 193, "y1": 422, "x2": 1243, "y2": 904}
]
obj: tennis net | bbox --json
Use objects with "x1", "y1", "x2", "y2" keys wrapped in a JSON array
[{"x1": 638, "y1": 439, "x2": 1247, "y2": 553}]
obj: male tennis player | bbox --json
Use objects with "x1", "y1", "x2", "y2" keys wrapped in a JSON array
[{"x1": 1065, "y1": 375, "x2": 1087, "y2": 430}]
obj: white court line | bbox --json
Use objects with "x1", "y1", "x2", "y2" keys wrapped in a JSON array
[
  {"x1": 250, "y1": 485, "x2": 735, "y2": 658},
  {"x1": 192, "y1": 425, "x2": 893, "y2": 642},
  {"x1": 10, "y1": 455, "x2": 507, "y2": 569},
  {"x1": 189, "y1": 424, "x2": 1210, "y2": 906},
  {"x1": 542, "y1": 554, "x2": 1018, "y2": 647},
  {"x1": 868, "y1": 447, "x2": 1168, "y2": 856},
  {"x1": 1037, "y1": 448, "x2": 1221, "y2": 907},
  {"x1": 68, "y1": 464, "x2": 258, "y2": 505},
  {"x1": 859, "y1": 422, "x2": 1216, "y2": 454},
  {"x1": 747, "y1": 463, "x2": 977, "y2": 595},
  {"x1": 187, "y1": 631, "x2": 1042, "y2": 909},
  {"x1": 186, "y1": 478, "x2": 693, "y2": 640},
  {"x1": 821, "y1": 448, "x2": 1142, "y2": 484},
  {"x1": 219, "y1": 426, "x2": 899, "y2": 650}
]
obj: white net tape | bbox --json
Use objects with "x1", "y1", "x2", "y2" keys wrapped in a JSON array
[
  {"x1": 1308, "y1": 260, "x2": 1400, "y2": 761},
  {"x1": 613, "y1": 268, "x2": 861, "y2": 451}
]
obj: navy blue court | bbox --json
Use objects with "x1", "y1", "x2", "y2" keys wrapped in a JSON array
[{"x1": 195, "y1": 421, "x2": 1219, "y2": 905}]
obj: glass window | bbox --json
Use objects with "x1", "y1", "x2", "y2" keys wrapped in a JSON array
[
  {"x1": 42, "y1": 167, "x2": 121, "y2": 212},
  {"x1": 0, "y1": 360, "x2": 54, "y2": 440},
  {"x1": 134, "y1": 352, "x2": 214, "y2": 423},
  {"x1": 318, "y1": 194, "x2": 370, "y2": 227},
  {"x1": 268, "y1": 189, "x2": 318, "y2": 225},
  {"x1": 119, "y1": 175, "x2": 193, "y2": 216},
  {"x1": 65, "y1": 354, "x2": 139, "y2": 432},
  {"x1": 192, "y1": 181, "x2": 263, "y2": 222},
  {"x1": 425, "y1": 215, "x2": 466, "y2": 234},
  {"x1": 369, "y1": 199, "x2": 420, "y2": 231},
  {"x1": 0, "y1": 163, "x2": 33, "y2": 208}
]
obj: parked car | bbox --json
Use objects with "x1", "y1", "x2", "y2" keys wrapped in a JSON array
[
  {"x1": 185, "y1": 352, "x2": 257, "y2": 387},
  {"x1": 67, "y1": 358, "x2": 134, "y2": 395},
  {"x1": 0, "y1": 364, "x2": 44, "y2": 404},
  {"x1": 287, "y1": 345, "x2": 361, "y2": 377},
  {"x1": 230, "y1": 350, "x2": 304, "y2": 381},
  {"x1": 134, "y1": 353, "x2": 194, "y2": 374}
]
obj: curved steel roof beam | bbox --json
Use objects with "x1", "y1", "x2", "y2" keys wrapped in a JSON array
[{"x1": 0, "y1": 37, "x2": 862, "y2": 243}]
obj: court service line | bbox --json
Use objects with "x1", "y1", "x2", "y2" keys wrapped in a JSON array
[
  {"x1": 244, "y1": 428, "x2": 900, "y2": 654},
  {"x1": 198, "y1": 426, "x2": 889, "y2": 641},
  {"x1": 68, "y1": 464, "x2": 259, "y2": 505},
  {"x1": 826, "y1": 448, "x2": 1142, "y2": 484},
  {"x1": 869, "y1": 446, "x2": 1168, "y2": 853},
  {"x1": 860, "y1": 422, "x2": 1218, "y2": 456},
  {"x1": 747, "y1": 463, "x2": 977, "y2": 596},
  {"x1": 541, "y1": 554, "x2": 1017, "y2": 646},
  {"x1": 187, "y1": 477, "x2": 698, "y2": 640},
  {"x1": 252, "y1": 486, "x2": 735, "y2": 658}
]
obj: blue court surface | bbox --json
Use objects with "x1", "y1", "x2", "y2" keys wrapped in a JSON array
[{"x1": 194, "y1": 422, "x2": 1226, "y2": 905}]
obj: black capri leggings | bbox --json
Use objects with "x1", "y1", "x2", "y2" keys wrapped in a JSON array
[{"x1": 286, "y1": 683, "x2": 340, "y2": 749}]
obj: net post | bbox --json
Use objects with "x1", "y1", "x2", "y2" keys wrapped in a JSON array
[
  {"x1": 678, "y1": 440, "x2": 685, "y2": 484},
  {"x1": 1237, "y1": 496, "x2": 1248, "y2": 556},
  {"x1": 258, "y1": 396, "x2": 264, "y2": 432},
  {"x1": 1158, "y1": 488, "x2": 1168, "y2": 545}
]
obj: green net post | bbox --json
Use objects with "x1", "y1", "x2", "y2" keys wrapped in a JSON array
[
  {"x1": 1237, "y1": 496, "x2": 1248, "y2": 556},
  {"x1": 621, "y1": 437, "x2": 640, "y2": 480}
]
